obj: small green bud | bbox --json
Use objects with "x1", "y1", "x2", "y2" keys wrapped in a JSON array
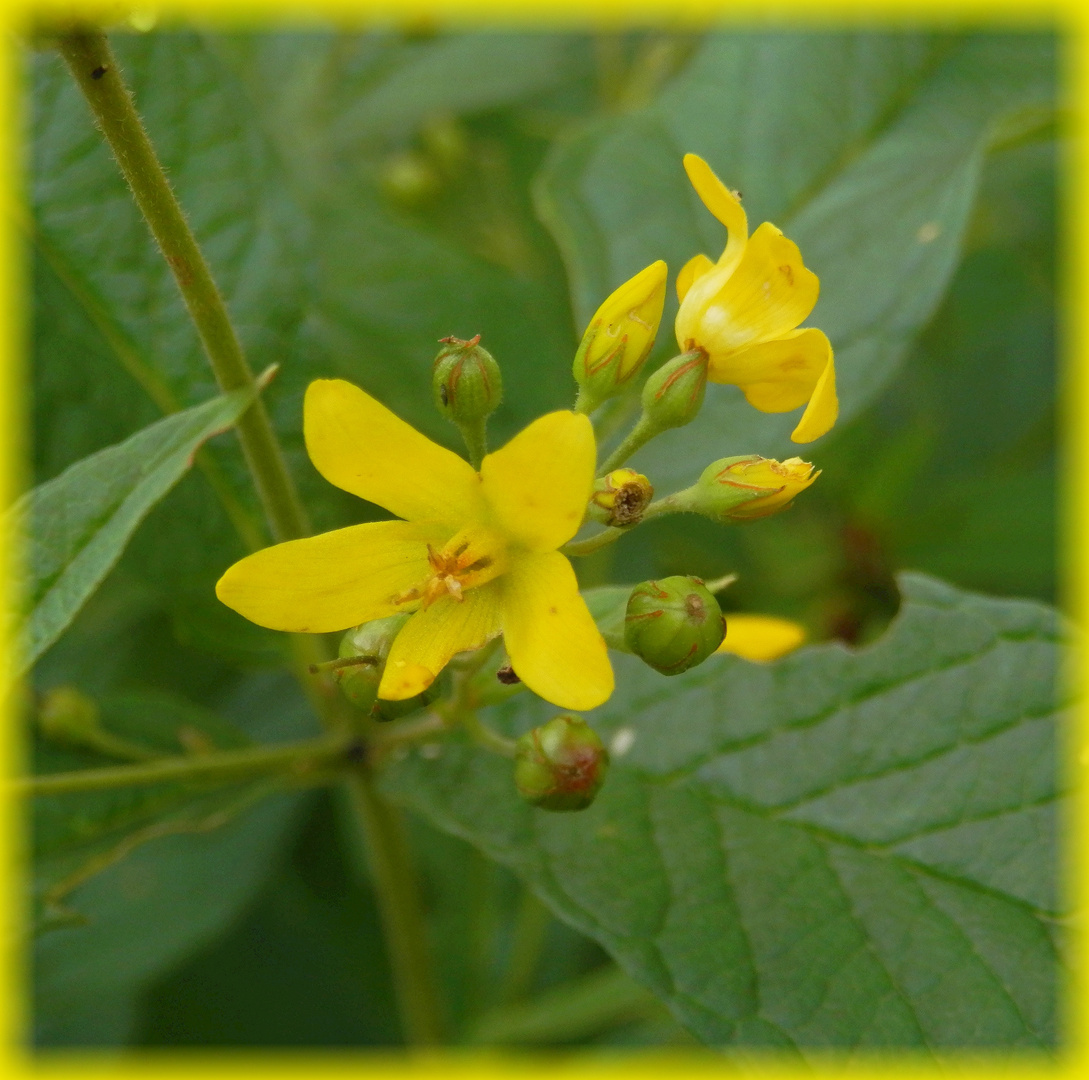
[
  {"x1": 587, "y1": 469, "x2": 654, "y2": 528},
  {"x1": 381, "y1": 149, "x2": 442, "y2": 209},
  {"x1": 624, "y1": 576, "x2": 725, "y2": 675},
  {"x1": 334, "y1": 615, "x2": 408, "y2": 713},
  {"x1": 514, "y1": 715, "x2": 609, "y2": 812},
  {"x1": 37, "y1": 686, "x2": 102, "y2": 746},
  {"x1": 639, "y1": 349, "x2": 708, "y2": 432},
  {"x1": 432, "y1": 334, "x2": 503, "y2": 427}
]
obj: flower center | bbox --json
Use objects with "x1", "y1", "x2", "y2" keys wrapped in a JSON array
[{"x1": 392, "y1": 525, "x2": 506, "y2": 609}]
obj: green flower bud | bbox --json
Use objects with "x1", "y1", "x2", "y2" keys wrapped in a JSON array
[
  {"x1": 587, "y1": 468, "x2": 654, "y2": 527},
  {"x1": 335, "y1": 614, "x2": 409, "y2": 713},
  {"x1": 381, "y1": 149, "x2": 441, "y2": 209},
  {"x1": 639, "y1": 349, "x2": 708, "y2": 432},
  {"x1": 573, "y1": 262, "x2": 667, "y2": 413},
  {"x1": 675, "y1": 455, "x2": 819, "y2": 523},
  {"x1": 432, "y1": 334, "x2": 503, "y2": 427},
  {"x1": 37, "y1": 686, "x2": 102, "y2": 745},
  {"x1": 514, "y1": 715, "x2": 609, "y2": 812},
  {"x1": 624, "y1": 576, "x2": 725, "y2": 675}
]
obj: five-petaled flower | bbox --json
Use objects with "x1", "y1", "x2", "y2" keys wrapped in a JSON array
[
  {"x1": 216, "y1": 380, "x2": 614, "y2": 711},
  {"x1": 675, "y1": 153, "x2": 838, "y2": 443}
]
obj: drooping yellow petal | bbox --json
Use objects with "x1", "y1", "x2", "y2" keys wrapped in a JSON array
[
  {"x1": 686, "y1": 222, "x2": 819, "y2": 356},
  {"x1": 683, "y1": 153, "x2": 748, "y2": 271},
  {"x1": 304, "y1": 379, "x2": 484, "y2": 527},
  {"x1": 676, "y1": 253, "x2": 715, "y2": 303},
  {"x1": 215, "y1": 521, "x2": 449, "y2": 633},
  {"x1": 480, "y1": 411, "x2": 595, "y2": 553},
  {"x1": 500, "y1": 551, "x2": 613, "y2": 710},
  {"x1": 790, "y1": 352, "x2": 839, "y2": 443},
  {"x1": 717, "y1": 615, "x2": 806, "y2": 661},
  {"x1": 710, "y1": 327, "x2": 832, "y2": 413},
  {"x1": 379, "y1": 582, "x2": 503, "y2": 700}
]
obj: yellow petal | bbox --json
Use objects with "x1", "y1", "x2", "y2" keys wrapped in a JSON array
[
  {"x1": 686, "y1": 222, "x2": 819, "y2": 355},
  {"x1": 717, "y1": 615, "x2": 806, "y2": 662},
  {"x1": 304, "y1": 379, "x2": 484, "y2": 527},
  {"x1": 676, "y1": 253, "x2": 715, "y2": 303},
  {"x1": 480, "y1": 412, "x2": 595, "y2": 553},
  {"x1": 500, "y1": 551, "x2": 613, "y2": 710},
  {"x1": 710, "y1": 327, "x2": 832, "y2": 413},
  {"x1": 215, "y1": 521, "x2": 449, "y2": 633},
  {"x1": 791, "y1": 352, "x2": 839, "y2": 443},
  {"x1": 683, "y1": 153, "x2": 748, "y2": 270},
  {"x1": 379, "y1": 582, "x2": 503, "y2": 700}
]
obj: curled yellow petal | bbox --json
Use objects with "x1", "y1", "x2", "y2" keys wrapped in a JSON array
[
  {"x1": 480, "y1": 411, "x2": 595, "y2": 553},
  {"x1": 500, "y1": 551, "x2": 613, "y2": 711},
  {"x1": 215, "y1": 521, "x2": 448, "y2": 633},
  {"x1": 379, "y1": 582, "x2": 503, "y2": 700},
  {"x1": 790, "y1": 353, "x2": 839, "y2": 443},
  {"x1": 676, "y1": 252, "x2": 715, "y2": 303},
  {"x1": 711, "y1": 327, "x2": 833, "y2": 414},
  {"x1": 717, "y1": 615, "x2": 806, "y2": 661},
  {"x1": 683, "y1": 153, "x2": 748, "y2": 268},
  {"x1": 304, "y1": 379, "x2": 484, "y2": 527}
]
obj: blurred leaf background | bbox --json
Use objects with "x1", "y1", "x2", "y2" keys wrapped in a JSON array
[{"x1": 27, "y1": 25, "x2": 1057, "y2": 1048}]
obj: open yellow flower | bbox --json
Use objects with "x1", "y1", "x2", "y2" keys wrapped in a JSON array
[
  {"x1": 675, "y1": 154, "x2": 838, "y2": 443},
  {"x1": 216, "y1": 380, "x2": 614, "y2": 711}
]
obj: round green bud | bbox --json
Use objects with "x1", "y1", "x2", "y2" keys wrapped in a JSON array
[
  {"x1": 38, "y1": 686, "x2": 102, "y2": 745},
  {"x1": 381, "y1": 149, "x2": 441, "y2": 209},
  {"x1": 639, "y1": 349, "x2": 708, "y2": 432},
  {"x1": 514, "y1": 715, "x2": 609, "y2": 812},
  {"x1": 432, "y1": 334, "x2": 503, "y2": 426},
  {"x1": 624, "y1": 576, "x2": 725, "y2": 675},
  {"x1": 335, "y1": 614, "x2": 409, "y2": 713}
]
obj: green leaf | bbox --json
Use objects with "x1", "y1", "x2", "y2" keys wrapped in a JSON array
[
  {"x1": 380, "y1": 574, "x2": 1065, "y2": 1049},
  {"x1": 535, "y1": 33, "x2": 1056, "y2": 489},
  {"x1": 16, "y1": 387, "x2": 260, "y2": 671}
]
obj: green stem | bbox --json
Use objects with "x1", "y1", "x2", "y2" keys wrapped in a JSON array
[
  {"x1": 58, "y1": 30, "x2": 445, "y2": 1047},
  {"x1": 562, "y1": 493, "x2": 680, "y2": 557},
  {"x1": 56, "y1": 31, "x2": 309, "y2": 545},
  {"x1": 17, "y1": 732, "x2": 352, "y2": 797},
  {"x1": 597, "y1": 413, "x2": 656, "y2": 475},
  {"x1": 347, "y1": 772, "x2": 444, "y2": 1044}
]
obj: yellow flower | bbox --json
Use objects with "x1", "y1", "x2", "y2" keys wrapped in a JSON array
[
  {"x1": 215, "y1": 380, "x2": 614, "y2": 711},
  {"x1": 674, "y1": 154, "x2": 838, "y2": 444},
  {"x1": 707, "y1": 455, "x2": 820, "y2": 520},
  {"x1": 717, "y1": 615, "x2": 806, "y2": 661}
]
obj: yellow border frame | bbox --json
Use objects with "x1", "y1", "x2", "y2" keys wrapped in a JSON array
[{"x1": 3, "y1": 1, "x2": 1082, "y2": 1077}]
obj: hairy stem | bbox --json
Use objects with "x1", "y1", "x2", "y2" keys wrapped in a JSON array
[
  {"x1": 18, "y1": 732, "x2": 352, "y2": 797},
  {"x1": 597, "y1": 414, "x2": 656, "y2": 475},
  {"x1": 562, "y1": 493, "x2": 681, "y2": 557},
  {"x1": 57, "y1": 29, "x2": 445, "y2": 1046},
  {"x1": 56, "y1": 31, "x2": 308, "y2": 545}
]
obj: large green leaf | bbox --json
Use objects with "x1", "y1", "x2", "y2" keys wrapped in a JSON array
[
  {"x1": 16, "y1": 387, "x2": 260, "y2": 671},
  {"x1": 535, "y1": 33, "x2": 1056, "y2": 489},
  {"x1": 381, "y1": 574, "x2": 1065, "y2": 1049}
]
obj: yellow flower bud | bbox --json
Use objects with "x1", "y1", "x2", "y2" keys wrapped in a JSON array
[
  {"x1": 587, "y1": 469, "x2": 654, "y2": 527},
  {"x1": 574, "y1": 261, "x2": 667, "y2": 412},
  {"x1": 701, "y1": 455, "x2": 819, "y2": 521}
]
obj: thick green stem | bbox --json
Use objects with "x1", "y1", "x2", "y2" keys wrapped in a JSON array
[
  {"x1": 18, "y1": 733, "x2": 351, "y2": 797},
  {"x1": 57, "y1": 30, "x2": 444, "y2": 1047},
  {"x1": 347, "y1": 772, "x2": 444, "y2": 1044},
  {"x1": 56, "y1": 31, "x2": 308, "y2": 545}
]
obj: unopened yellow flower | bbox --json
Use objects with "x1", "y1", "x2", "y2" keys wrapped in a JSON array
[
  {"x1": 216, "y1": 380, "x2": 614, "y2": 711},
  {"x1": 675, "y1": 154, "x2": 838, "y2": 443},
  {"x1": 711, "y1": 455, "x2": 820, "y2": 520},
  {"x1": 717, "y1": 615, "x2": 806, "y2": 662}
]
